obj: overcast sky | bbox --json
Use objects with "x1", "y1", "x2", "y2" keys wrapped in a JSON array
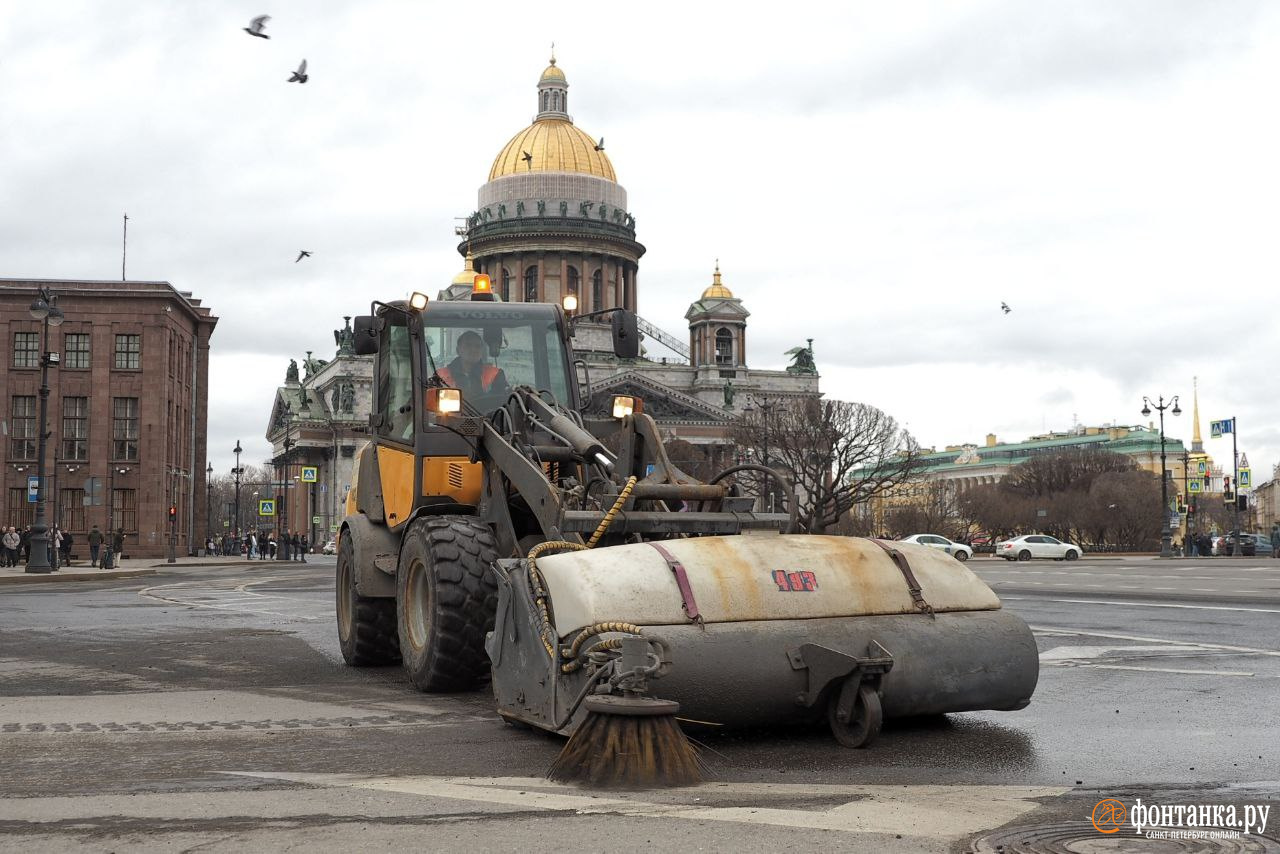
[{"x1": 3, "y1": 1, "x2": 1277, "y2": 482}]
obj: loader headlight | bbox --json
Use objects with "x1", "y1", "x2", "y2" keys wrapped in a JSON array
[
  {"x1": 562, "y1": 293, "x2": 578, "y2": 312},
  {"x1": 612, "y1": 395, "x2": 642, "y2": 419},
  {"x1": 426, "y1": 387, "x2": 462, "y2": 414},
  {"x1": 409, "y1": 291, "x2": 429, "y2": 310}
]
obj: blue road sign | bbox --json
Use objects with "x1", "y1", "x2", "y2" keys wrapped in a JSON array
[{"x1": 26, "y1": 475, "x2": 40, "y2": 503}]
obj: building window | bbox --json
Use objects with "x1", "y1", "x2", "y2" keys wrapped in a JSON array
[
  {"x1": 114, "y1": 334, "x2": 141, "y2": 370},
  {"x1": 715, "y1": 327, "x2": 734, "y2": 365},
  {"x1": 567, "y1": 265, "x2": 580, "y2": 299},
  {"x1": 112, "y1": 397, "x2": 139, "y2": 460},
  {"x1": 524, "y1": 265, "x2": 538, "y2": 302},
  {"x1": 64, "y1": 333, "x2": 90, "y2": 369},
  {"x1": 59, "y1": 488, "x2": 86, "y2": 534},
  {"x1": 111, "y1": 488, "x2": 137, "y2": 534},
  {"x1": 7, "y1": 488, "x2": 34, "y2": 529},
  {"x1": 501, "y1": 268, "x2": 511, "y2": 302},
  {"x1": 10, "y1": 396, "x2": 36, "y2": 460},
  {"x1": 61, "y1": 396, "x2": 89, "y2": 461},
  {"x1": 592, "y1": 269, "x2": 603, "y2": 310},
  {"x1": 13, "y1": 332, "x2": 39, "y2": 368}
]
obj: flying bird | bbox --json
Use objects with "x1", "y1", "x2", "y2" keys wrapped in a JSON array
[
  {"x1": 1001, "y1": 301, "x2": 1011, "y2": 314},
  {"x1": 521, "y1": 150, "x2": 533, "y2": 170},
  {"x1": 594, "y1": 137, "x2": 605, "y2": 151},
  {"x1": 295, "y1": 250, "x2": 312, "y2": 263},
  {"x1": 288, "y1": 59, "x2": 308, "y2": 83},
  {"x1": 243, "y1": 15, "x2": 270, "y2": 38}
]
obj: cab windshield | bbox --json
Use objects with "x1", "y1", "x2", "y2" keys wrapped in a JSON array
[{"x1": 420, "y1": 303, "x2": 573, "y2": 414}]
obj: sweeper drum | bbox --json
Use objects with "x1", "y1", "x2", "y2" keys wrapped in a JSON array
[{"x1": 487, "y1": 535, "x2": 1039, "y2": 743}]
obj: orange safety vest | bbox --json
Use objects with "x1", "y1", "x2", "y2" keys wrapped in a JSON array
[{"x1": 436, "y1": 364, "x2": 500, "y2": 392}]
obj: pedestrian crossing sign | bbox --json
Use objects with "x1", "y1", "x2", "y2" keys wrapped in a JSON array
[
  {"x1": 1197, "y1": 460, "x2": 1207, "y2": 475},
  {"x1": 258, "y1": 499, "x2": 276, "y2": 516},
  {"x1": 1239, "y1": 469, "x2": 1251, "y2": 488},
  {"x1": 1188, "y1": 478, "x2": 1202, "y2": 493},
  {"x1": 1210, "y1": 419, "x2": 1233, "y2": 438},
  {"x1": 301, "y1": 466, "x2": 318, "y2": 483}
]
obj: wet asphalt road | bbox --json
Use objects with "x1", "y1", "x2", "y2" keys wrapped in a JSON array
[{"x1": 1, "y1": 555, "x2": 1277, "y2": 852}]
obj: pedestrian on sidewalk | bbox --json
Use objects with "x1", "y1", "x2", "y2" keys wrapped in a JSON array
[
  {"x1": 111, "y1": 527, "x2": 125, "y2": 562},
  {"x1": 2, "y1": 527, "x2": 19, "y2": 567},
  {"x1": 88, "y1": 525, "x2": 103, "y2": 566},
  {"x1": 19, "y1": 526, "x2": 31, "y2": 562},
  {"x1": 298, "y1": 533, "x2": 308, "y2": 563},
  {"x1": 1271, "y1": 522, "x2": 1280, "y2": 558}
]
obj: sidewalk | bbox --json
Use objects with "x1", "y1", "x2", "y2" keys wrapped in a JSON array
[{"x1": 0, "y1": 555, "x2": 301, "y2": 585}]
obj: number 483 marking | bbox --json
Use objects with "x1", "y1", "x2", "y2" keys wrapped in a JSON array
[{"x1": 773, "y1": 570, "x2": 818, "y2": 592}]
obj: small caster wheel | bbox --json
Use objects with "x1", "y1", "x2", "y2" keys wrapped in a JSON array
[{"x1": 828, "y1": 681, "x2": 883, "y2": 748}]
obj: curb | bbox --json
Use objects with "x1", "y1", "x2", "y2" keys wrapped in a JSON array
[{"x1": 0, "y1": 569, "x2": 157, "y2": 585}]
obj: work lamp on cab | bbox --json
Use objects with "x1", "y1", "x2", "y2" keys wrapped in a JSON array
[
  {"x1": 612, "y1": 395, "x2": 642, "y2": 419},
  {"x1": 409, "y1": 291, "x2": 429, "y2": 310},
  {"x1": 426, "y1": 387, "x2": 462, "y2": 414},
  {"x1": 562, "y1": 293, "x2": 578, "y2": 312},
  {"x1": 471, "y1": 274, "x2": 494, "y2": 301}
]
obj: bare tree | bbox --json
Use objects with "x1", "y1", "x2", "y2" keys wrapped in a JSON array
[
  {"x1": 1003, "y1": 447, "x2": 1136, "y2": 498},
  {"x1": 883, "y1": 480, "x2": 969, "y2": 540},
  {"x1": 731, "y1": 398, "x2": 922, "y2": 534}
]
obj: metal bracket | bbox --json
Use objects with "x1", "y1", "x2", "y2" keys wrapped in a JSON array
[{"x1": 787, "y1": 641, "x2": 893, "y2": 708}]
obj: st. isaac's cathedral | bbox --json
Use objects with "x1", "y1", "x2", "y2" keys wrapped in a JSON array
[{"x1": 267, "y1": 55, "x2": 822, "y2": 537}]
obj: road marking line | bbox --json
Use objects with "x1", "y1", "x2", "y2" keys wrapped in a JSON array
[
  {"x1": 221, "y1": 772, "x2": 1068, "y2": 838},
  {"x1": 1009, "y1": 596, "x2": 1280, "y2": 616},
  {"x1": 1029, "y1": 623, "x2": 1280, "y2": 658}
]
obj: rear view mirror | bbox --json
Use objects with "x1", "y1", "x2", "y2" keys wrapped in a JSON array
[
  {"x1": 611, "y1": 310, "x2": 640, "y2": 359},
  {"x1": 353, "y1": 315, "x2": 380, "y2": 355}
]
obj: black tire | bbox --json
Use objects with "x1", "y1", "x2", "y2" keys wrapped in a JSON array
[
  {"x1": 1017, "y1": 550, "x2": 1032, "y2": 562},
  {"x1": 396, "y1": 515, "x2": 498, "y2": 692},
  {"x1": 828, "y1": 682, "x2": 883, "y2": 749},
  {"x1": 336, "y1": 532, "x2": 400, "y2": 666},
  {"x1": 953, "y1": 550, "x2": 969, "y2": 562},
  {"x1": 1065, "y1": 549, "x2": 1079, "y2": 561}
]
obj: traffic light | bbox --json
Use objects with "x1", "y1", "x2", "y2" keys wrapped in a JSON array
[
  {"x1": 168, "y1": 505, "x2": 177, "y2": 521},
  {"x1": 1224, "y1": 490, "x2": 1234, "y2": 503},
  {"x1": 1236, "y1": 495, "x2": 1248, "y2": 512}
]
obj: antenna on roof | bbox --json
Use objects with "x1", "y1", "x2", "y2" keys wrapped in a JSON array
[{"x1": 121, "y1": 212, "x2": 128, "y2": 281}]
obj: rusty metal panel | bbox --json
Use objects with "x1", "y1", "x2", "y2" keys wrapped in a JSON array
[{"x1": 536, "y1": 535, "x2": 1002, "y2": 636}]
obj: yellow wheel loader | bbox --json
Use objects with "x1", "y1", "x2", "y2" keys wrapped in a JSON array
[{"x1": 336, "y1": 284, "x2": 1038, "y2": 747}]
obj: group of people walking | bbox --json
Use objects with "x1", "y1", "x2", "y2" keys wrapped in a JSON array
[
  {"x1": 2, "y1": 525, "x2": 82, "y2": 567},
  {"x1": 211, "y1": 531, "x2": 310, "y2": 561}
]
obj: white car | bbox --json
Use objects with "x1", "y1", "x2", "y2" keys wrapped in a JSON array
[
  {"x1": 996, "y1": 534, "x2": 1081, "y2": 562},
  {"x1": 321, "y1": 539, "x2": 337, "y2": 555},
  {"x1": 898, "y1": 534, "x2": 973, "y2": 562}
]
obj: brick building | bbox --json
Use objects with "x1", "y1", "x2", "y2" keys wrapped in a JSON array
[{"x1": 1, "y1": 279, "x2": 217, "y2": 559}]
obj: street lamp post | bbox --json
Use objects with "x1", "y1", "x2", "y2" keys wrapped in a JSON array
[
  {"x1": 205, "y1": 461, "x2": 214, "y2": 554},
  {"x1": 744, "y1": 395, "x2": 778, "y2": 514},
  {"x1": 1181, "y1": 450, "x2": 1191, "y2": 558},
  {"x1": 232, "y1": 440, "x2": 244, "y2": 540},
  {"x1": 277, "y1": 425, "x2": 294, "y2": 561},
  {"x1": 1141, "y1": 394, "x2": 1181, "y2": 558},
  {"x1": 24, "y1": 286, "x2": 65, "y2": 574}
]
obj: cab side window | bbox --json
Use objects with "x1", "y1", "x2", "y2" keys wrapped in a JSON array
[{"x1": 378, "y1": 320, "x2": 414, "y2": 442}]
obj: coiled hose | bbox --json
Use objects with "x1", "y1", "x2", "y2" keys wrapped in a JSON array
[{"x1": 525, "y1": 477, "x2": 640, "y2": 671}]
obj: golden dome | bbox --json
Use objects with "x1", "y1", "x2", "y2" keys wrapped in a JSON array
[
  {"x1": 540, "y1": 61, "x2": 566, "y2": 82},
  {"x1": 701, "y1": 261, "x2": 734, "y2": 299},
  {"x1": 489, "y1": 119, "x2": 616, "y2": 181},
  {"x1": 452, "y1": 253, "x2": 480, "y2": 286}
]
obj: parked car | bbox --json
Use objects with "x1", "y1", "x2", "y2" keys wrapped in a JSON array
[
  {"x1": 898, "y1": 534, "x2": 973, "y2": 561},
  {"x1": 1219, "y1": 533, "x2": 1271, "y2": 557},
  {"x1": 995, "y1": 534, "x2": 1081, "y2": 561},
  {"x1": 321, "y1": 539, "x2": 337, "y2": 555}
]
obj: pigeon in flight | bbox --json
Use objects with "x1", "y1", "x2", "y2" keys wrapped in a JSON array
[
  {"x1": 594, "y1": 137, "x2": 605, "y2": 151},
  {"x1": 295, "y1": 250, "x2": 312, "y2": 263},
  {"x1": 521, "y1": 150, "x2": 533, "y2": 169},
  {"x1": 244, "y1": 15, "x2": 270, "y2": 39},
  {"x1": 1001, "y1": 301, "x2": 1011, "y2": 314},
  {"x1": 288, "y1": 59, "x2": 308, "y2": 83}
]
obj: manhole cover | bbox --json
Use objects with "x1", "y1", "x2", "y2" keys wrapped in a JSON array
[{"x1": 970, "y1": 822, "x2": 1280, "y2": 853}]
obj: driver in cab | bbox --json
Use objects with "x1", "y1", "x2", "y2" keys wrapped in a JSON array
[{"x1": 435, "y1": 330, "x2": 509, "y2": 403}]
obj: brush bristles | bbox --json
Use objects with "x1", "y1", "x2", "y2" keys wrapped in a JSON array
[{"x1": 547, "y1": 711, "x2": 705, "y2": 787}]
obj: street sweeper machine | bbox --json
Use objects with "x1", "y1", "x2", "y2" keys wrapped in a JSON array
[{"x1": 334, "y1": 277, "x2": 1039, "y2": 785}]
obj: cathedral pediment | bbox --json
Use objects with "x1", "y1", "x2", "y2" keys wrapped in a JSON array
[{"x1": 587, "y1": 373, "x2": 730, "y2": 423}]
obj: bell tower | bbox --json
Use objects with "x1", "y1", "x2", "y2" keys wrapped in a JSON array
[{"x1": 686, "y1": 262, "x2": 749, "y2": 379}]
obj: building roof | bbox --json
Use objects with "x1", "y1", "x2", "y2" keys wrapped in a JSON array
[
  {"x1": 701, "y1": 261, "x2": 734, "y2": 299},
  {"x1": 916, "y1": 426, "x2": 1188, "y2": 474},
  {"x1": 489, "y1": 118, "x2": 615, "y2": 181}
]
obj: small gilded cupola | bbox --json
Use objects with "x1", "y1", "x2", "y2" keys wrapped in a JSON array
[{"x1": 536, "y1": 49, "x2": 569, "y2": 120}]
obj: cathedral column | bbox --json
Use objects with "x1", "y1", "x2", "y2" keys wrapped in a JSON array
[
  {"x1": 515, "y1": 255, "x2": 526, "y2": 303},
  {"x1": 559, "y1": 255, "x2": 568, "y2": 305},
  {"x1": 537, "y1": 251, "x2": 546, "y2": 303}
]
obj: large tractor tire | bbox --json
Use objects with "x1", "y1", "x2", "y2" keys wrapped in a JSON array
[
  {"x1": 336, "y1": 533, "x2": 400, "y2": 666},
  {"x1": 396, "y1": 515, "x2": 499, "y2": 692}
]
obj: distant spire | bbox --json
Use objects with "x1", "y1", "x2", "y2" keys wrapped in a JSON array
[{"x1": 1191, "y1": 376, "x2": 1204, "y2": 453}]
